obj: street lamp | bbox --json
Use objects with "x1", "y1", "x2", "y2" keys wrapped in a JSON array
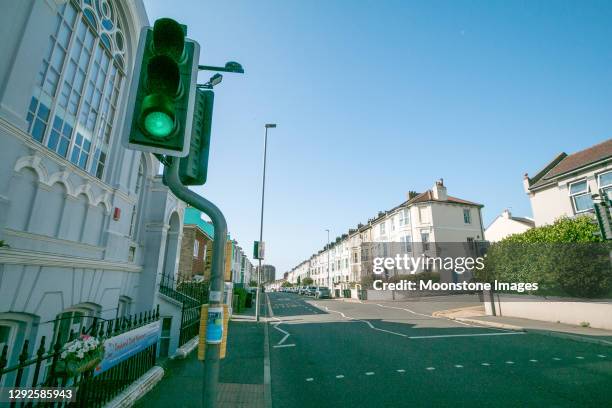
[
  {"x1": 325, "y1": 229, "x2": 331, "y2": 292},
  {"x1": 197, "y1": 73, "x2": 223, "y2": 90},
  {"x1": 198, "y1": 61, "x2": 245, "y2": 74},
  {"x1": 255, "y1": 123, "x2": 277, "y2": 322}
]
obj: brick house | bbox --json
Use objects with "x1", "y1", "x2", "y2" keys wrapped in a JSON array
[{"x1": 178, "y1": 207, "x2": 214, "y2": 281}]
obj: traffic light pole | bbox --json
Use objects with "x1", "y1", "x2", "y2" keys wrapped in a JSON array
[{"x1": 163, "y1": 156, "x2": 227, "y2": 408}]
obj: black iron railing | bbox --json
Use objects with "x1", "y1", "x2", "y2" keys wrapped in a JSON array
[
  {"x1": 159, "y1": 273, "x2": 209, "y2": 347},
  {"x1": 0, "y1": 306, "x2": 160, "y2": 407}
]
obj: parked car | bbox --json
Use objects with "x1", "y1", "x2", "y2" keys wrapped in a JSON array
[
  {"x1": 306, "y1": 286, "x2": 317, "y2": 296},
  {"x1": 315, "y1": 287, "x2": 331, "y2": 299}
]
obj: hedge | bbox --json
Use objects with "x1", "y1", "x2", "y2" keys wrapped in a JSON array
[{"x1": 476, "y1": 216, "x2": 612, "y2": 298}]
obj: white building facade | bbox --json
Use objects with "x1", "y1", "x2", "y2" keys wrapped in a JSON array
[
  {"x1": 524, "y1": 139, "x2": 612, "y2": 226},
  {"x1": 485, "y1": 209, "x2": 534, "y2": 242},
  {"x1": 0, "y1": 0, "x2": 193, "y2": 366}
]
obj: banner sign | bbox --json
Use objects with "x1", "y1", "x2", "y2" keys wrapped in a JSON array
[
  {"x1": 206, "y1": 307, "x2": 223, "y2": 344},
  {"x1": 94, "y1": 321, "x2": 161, "y2": 376}
]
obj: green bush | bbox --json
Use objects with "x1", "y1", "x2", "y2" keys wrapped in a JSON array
[
  {"x1": 234, "y1": 288, "x2": 248, "y2": 311},
  {"x1": 477, "y1": 216, "x2": 612, "y2": 298},
  {"x1": 302, "y1": 277, "x2": 313, "y2": 286}
]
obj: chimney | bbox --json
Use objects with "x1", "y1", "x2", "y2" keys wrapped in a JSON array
[
  {"x1": 502, "y1": 209, "x2": 511, "y2": 219},
  {"x1": 432, "y1": 179, "x2": 447, "y2": 200},
  {"x1": 523, "y1": 173, "x2": 531, "y2": 193}
]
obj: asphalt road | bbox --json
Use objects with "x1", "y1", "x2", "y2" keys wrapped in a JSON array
[{"x1": 266, "y1": 292, "x2": 612, "y2": 408}]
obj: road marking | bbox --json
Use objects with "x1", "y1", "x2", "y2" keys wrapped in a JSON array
[
  {"x1": 318, "y1": 304, "x2": 523, "y2": 340},
  {"x1": 481, "y1": 363, "x2": 490, "y2": 366},
  {"x1": 576, "y1": 356, "x2": 584, "y2": 360},
  {"x1": 553, "y1": 357, "x2": 561, "y2": 361},
  {"x1": 506, "y1": 361, "x2": 514, "y2": 364},
  {"x1": 306, "y1": 378, "x2": 314, "y2": 382},
  {"x1": 597, "y1": 355, "x2": 606, "y2": 358},
  {"x1": 409, "y1": 332, "x2": 524, "y2": 339},
  {"x1": 396, "y1": 369, "x2": 405, "y2": 373},
  {"x1": 454, "y1": 365, "x2": 464, "y2": 368},
  {"x1": 365, "y1": 372, "x2": 375, "y2": 376},
  {"x1": 336, "y1": 375, "x2": 344, "y2": 379},
  {"x1": 529, "y1": 359, "x2": 538, "y2": 363},
  {"x1": 426, "y1": 367, "x2": 436, "y2": 371},
  {"x1": 263, "y1": 294, "x2": 272, "y2": 408},
  {"x1": 271, "y1": 317, "x2": 292, "y2": 346},
  {"x1": 273, "y1": 344, "x2": 296, "y2": 348}
]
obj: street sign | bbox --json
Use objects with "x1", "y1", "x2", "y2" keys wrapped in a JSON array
[{"x1": 253, "y1": 241, "x2": 265, "y2": 260}]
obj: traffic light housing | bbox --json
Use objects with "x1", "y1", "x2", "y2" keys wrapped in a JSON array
[
  {"x1": 179, "y1": 90, "x2": 214, "y2": 185},
  {"x1": 123, "y1": 18, "x2": 200, "y2": 156}
]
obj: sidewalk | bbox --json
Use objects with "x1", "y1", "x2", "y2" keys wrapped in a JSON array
[
  {"x1": 136, "y1": 310, "x2": 266, "y2": 408},
  {"x1": 434, "y1": 305, "x2": 612, "y2": 346}
]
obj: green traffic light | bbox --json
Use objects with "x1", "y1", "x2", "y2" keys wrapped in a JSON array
[{"x1": 144, "y1": 111, "x2": 174, "y2": 138}]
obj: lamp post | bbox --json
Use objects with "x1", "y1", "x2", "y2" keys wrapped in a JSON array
[
  {"x1": 255, "y1": 123, "x2": 276, "y2": 322},
  {"x1": 325, "y1": 229, "x2": 331, "y2": 292}
]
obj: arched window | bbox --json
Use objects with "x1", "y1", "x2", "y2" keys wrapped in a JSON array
[{"x1": 26, "y1": 0, "x2": 126, "y2": 180}]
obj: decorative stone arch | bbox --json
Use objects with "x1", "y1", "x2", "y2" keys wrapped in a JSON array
[
  {"x1": 13, "y1": 155, "x2": 47, "y2": 183},
  {"x1": 72, "y1": 182, "x2": 95, "y2": 203}
]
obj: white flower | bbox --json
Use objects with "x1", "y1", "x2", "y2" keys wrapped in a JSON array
[
  {"x1": 61, "y1": 351, "x2": 68, "y2": 359},
  {"x1": 76, "y1": 351, "x2": 84, "y2": 359}
]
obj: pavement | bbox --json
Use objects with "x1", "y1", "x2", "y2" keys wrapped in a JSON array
[
  {"x1": 267, "y1": 292, "x2": 612, "y2": 408},
  {"x1": 434, "y1": 304, "x2": 612, "y2": 346},
  {"x1": 136, "y1": 299, "x2": 269, "y2": 408}
]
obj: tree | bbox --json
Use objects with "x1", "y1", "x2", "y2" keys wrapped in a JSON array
[
  {"x1": 281, "y1": 281, "x2": 293, "y2": 287},
  {"x1": 297, "y1": 276, "x2": 301, "y2": 285},
  {"x1": 302, "y1": 277, "x2": 313, "y2": 286},
  {"x1": 248, "y1": 280, "x2": 258, "y2": 287}
]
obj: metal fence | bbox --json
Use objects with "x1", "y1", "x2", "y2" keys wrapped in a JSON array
[
  {"x1": 159, "y1": 273, "x2": 209, "y2": 347},
  {"x1": 0, "y1": 306, "x2": 160, "y2": 407}
]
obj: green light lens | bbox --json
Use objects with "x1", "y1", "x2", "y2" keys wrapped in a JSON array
[{"x1": 144, "y1": 111, "x2": 173, "y2": 138}]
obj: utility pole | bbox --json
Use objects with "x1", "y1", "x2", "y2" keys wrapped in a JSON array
[{"x1": 255, "y1": 123, "x2": 276, "y2": 322}]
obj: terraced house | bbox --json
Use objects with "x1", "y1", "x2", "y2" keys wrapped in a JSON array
[{"x1": 286, "y1": 180, "x2": 485, "y2": 296}]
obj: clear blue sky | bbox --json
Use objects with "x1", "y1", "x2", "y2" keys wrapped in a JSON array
[{"x1": 143, "y1": 0, "x2": 612, "y2": 277}]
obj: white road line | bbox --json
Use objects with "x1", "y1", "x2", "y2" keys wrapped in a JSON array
[
  {"x1": 505, "y1": 361, "x2": 514, "y2": 364},
  {"x1": 426, "y1": 367, "x2": 436, "y2": 371},
  {"x1": 336, "y1": 375, "x2": 344, "y2": 379},
  {"x1": 597, "y1": 355, "x2": 606, "y2": 358},
  {"x1": 408, "y1": 332, "x2": 524, "y2": 339},
  {"x1": 271, "y1": 316, "x2": 292, "y2": 346},
  {"x1": 316, "y1": 304, "x2": 524, "y2": 340},
  {"x1": 273, "y1": 344, "x2": 296, "y2": 348},
  {"x1": 553, "y1": 357, "x2": 561, "y2": 361},
  {"x1": 306, "y1": 378, "x2": 314, "y2": 382},
  {"x1": 529, "y1": 359, "x2": 538, "y2": 363},
  {"x1": 374, "y1": 303, "x2": 514, "y2": 331},
  {"x1": 454, "y1": 365, "x2": 464, "y2": 368},
  {"x1": 396, "y1": 369, "x2": 405, "y2": 373},
  {"x1": 481, "y1": 363, "x2": 490, "y2": 366},
  {"x1": 576, "y1": 356, "x2": 584, "y2": 359},
  {"x1": 365, "y1": 372, "x2": 375, "y2": 376}
]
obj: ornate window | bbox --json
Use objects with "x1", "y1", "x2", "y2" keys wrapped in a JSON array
[{"x1": 26, "y1": 0, "x2": 126, "y2": 180}]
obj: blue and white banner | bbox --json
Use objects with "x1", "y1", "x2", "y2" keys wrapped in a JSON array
[{"x1": 94, "y1": 321, "x2": 161, "y2": 376}]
